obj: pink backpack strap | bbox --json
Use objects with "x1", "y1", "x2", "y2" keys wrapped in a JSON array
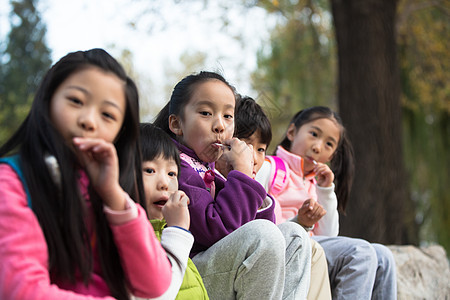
[{"x1": 266, "y1": 156, "x2": 288, "y2": 196}]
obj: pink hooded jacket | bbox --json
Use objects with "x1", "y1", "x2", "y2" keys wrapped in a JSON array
[
  {"x1": 0, "y1": 163, "x2": 172, "y2": 300},
  {"x1": 255, "y1": 146, "x2": 339, "y2": 236}
]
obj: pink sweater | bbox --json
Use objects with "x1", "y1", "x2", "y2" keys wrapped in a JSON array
[
  {"x1": 255, "y1": 146, "x2": 339, "y2": 236},
  {"x1": 0, "y1": 164, "x2": 172, "y2": 300}
]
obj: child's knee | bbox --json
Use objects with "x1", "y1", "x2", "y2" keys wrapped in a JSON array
[
  {"x1": 372, "y1": 243, "x2": 396, "y2": 270},
  {"x1": 345, "y1": 238, "x2": 378, "y2": 266},
  {"x1": 242, "y1": 219, "x2": 286, "y2": 256},
  {"x1": 278, "y1": 221, "x2": 310, "y2": 241}
]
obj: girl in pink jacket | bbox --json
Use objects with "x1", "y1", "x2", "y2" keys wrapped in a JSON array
[
  {"x1": 0, "y1": 49, "x2": 172, "y2": 300},
  {"x1": 256, "y1": 106, "x2": 397, "y2": 299}
]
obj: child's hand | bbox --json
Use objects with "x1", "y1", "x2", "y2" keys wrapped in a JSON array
[
  {"x1": 220, "y1": 138, "x2": 254, "y2": 177},
  {"x1": 162, "y1": 191, "x2": 190, "y2": 230},
  {"x1": 297, "y1": 199, "x2": 326, "y2": 227},
  {"x1": 215, "y1": 154, "x2": 232, "y2": 178},
  {"x1": 313, "y1": 162, "x2": 334, "y2": 187},
  {"x1": 73, "y1": 137, "x2": 125, "y2": 210}
]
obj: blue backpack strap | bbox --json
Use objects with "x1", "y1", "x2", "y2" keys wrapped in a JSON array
[
  {"x1": 0, "y1": 155, "x2": 32, "y2": 209},
  {"x1": 266, "y1": 155, "x2": 288, "y2": 196}
]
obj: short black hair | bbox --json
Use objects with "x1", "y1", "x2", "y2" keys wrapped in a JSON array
[
  {"x1": 234, "y1": 95, "x2": 272, "y2": 146},
  {"x1": 139, "y1": 123, "x2": 181, "y2": 173}
]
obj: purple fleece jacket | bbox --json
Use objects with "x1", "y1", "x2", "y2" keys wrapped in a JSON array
[{"x1": 173, "y1": 140, "x2": 275, "y2": 257}]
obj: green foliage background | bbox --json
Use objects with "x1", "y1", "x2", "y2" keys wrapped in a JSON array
[
  {"x1": 0, "y1": 0, "x2": 52, "y2": 145},
  {"x1": 397, "y1": 0, "x2": 450, "y2": 250},
  {"x1": 252, "y1": 0, "x2": 337, "y2": 151},
  {"x1": 251, "y1": 0, "x2": 449, "y2": 251},
  {"x1": 1, "y1": 0, "x2": 448, "y2": 252}
]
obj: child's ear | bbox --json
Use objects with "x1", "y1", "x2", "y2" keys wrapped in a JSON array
[
  {"x1": 169, "y1": 114, "x2": 183, "y2": 136},
  {"x1": 286, "y1": 123, "x2": 297, "y2": 142}
]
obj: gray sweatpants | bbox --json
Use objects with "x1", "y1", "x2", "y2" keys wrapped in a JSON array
[
  {"x1": 192, "y1": 219, "x2": 311, "y2": 300},
  {"x1": 312, "y1": 236, "x2": 397, "y2": 300}
]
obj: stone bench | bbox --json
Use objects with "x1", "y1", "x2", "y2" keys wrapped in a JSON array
[{"x1": 387, "y1": 245, "x2": 450, "y2": 299}]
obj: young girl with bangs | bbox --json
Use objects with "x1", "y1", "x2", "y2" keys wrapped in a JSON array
[
  {"x1": 154, "y1": 71, "x2": 312, "y2": 299},
  {"x1": 256, "y1": 106, "x2": 397, "y2": 299},
  {"x1": 0, "y1": 49, "x2": 172, "y2": 300}
]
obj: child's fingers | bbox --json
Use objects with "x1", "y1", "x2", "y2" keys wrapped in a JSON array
[
  {"x1": 180, "y1": 194, "x2": 189, "y2": 207},
  {"x1": 307, "y1": 204, "x2": 319, "y2": 218},
  {"x1": 177, "y1": 191, "x2": 190, "y2": 205},
  {"x1": 314, "y1": 163, "x2": 334, "y2": 187},
  {"x1": 224, "y1": 138, "x2": 248, "y2": 153},
  {"x1": 73, "y1": 138, "x2": 115, "y2": 159},
  {"x1": 299, "y1": 199, "x2": 312, "y2": 214},
  {"x1": 73, "y1": 137, "x2": 106, "y2": 149},
  {"x1": 308, "y1": 205, "x2": 322, "y2": 218},
  {"x1": 311, "y1": 205, "x2": 327, "y2": 222},
  {"x1": 304, "y1": 199, "x2": 316, "y2": 210},
  {"x1": 222, "y1": 138, "x2": 254, "y2": 176},
  {"x1": 171, "y1": 191, "x2": 190, "y2": 207},
  {"x1": 313, "y1": 164, "x2": 327, "y2": 175},
  {"x1": 319, "y1": 208, "x2": 327, "y2": 218}
]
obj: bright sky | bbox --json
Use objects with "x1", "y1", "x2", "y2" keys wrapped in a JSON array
[{"x1": 1, "y1": 0, "x2": 276, "y2": 119}]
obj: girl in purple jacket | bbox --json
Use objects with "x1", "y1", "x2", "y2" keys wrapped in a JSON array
[{"x1": 153, "y1": 71, "x2": 312, "y2": 299}]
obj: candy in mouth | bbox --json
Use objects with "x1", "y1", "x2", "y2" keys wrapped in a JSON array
[{"x1": 213, "y1": 143, "x2": 231, "y2": 149}]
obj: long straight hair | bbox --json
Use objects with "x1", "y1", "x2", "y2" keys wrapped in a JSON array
[
  {"x1": 0, "y1": 49, "x2": 145, "y2": 300},
  {"x1": 278, "y1": 106, "x2": 355, "y2": 213}
]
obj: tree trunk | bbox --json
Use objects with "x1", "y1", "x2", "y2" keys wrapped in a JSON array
[{"x1": 331, "y1": 0, "x2": 418, "y2": 244}]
